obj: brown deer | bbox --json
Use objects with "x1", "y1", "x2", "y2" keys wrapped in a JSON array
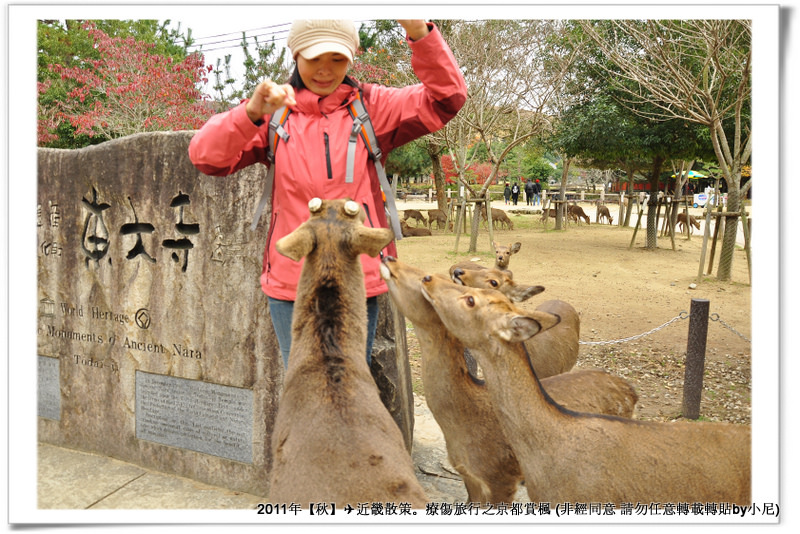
[
  {"x1": 380, "y1": 257, "x2": 637, "y2": 505},
  {"x1": 426, "y1": 209, "x2": 449, "y2": 231},
  {"x1": 269, "y1": 198, "x2": 427, "y2": 508},
  {"x1": 451, "y1": 266, "x2": 544, "y2": 303},
  {"x1": 480, "y1": 206, "x2": 514, "y2": 230},
  {"x1": 400, "y1": 220, "x2": 432, "y2": 237},
  {"x1": 420, "y1": 277, "x2": 751, "y2": 506},
  {"x1": 596, "y1": 204, "x2": 614, "y2": 225},
  {"x1": 402, "y1": 208, "x2": 426, "y2": 227},
  {"x1": 568, "y1": 203, "x2": 590, "y2": 224},
  {"x1": 451, "y1": 268, "x2": 578, "y2": 379},
  {"x1": 677, "y1": 212, "x2": 701, "y2": 234},
  {"x1": 448, "y1": 241, "x2": 521, "y2": 279}
]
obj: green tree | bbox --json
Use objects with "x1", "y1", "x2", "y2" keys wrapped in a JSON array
[{"x1": 580, "y1": 20, "x2": 751, "y2": 280}]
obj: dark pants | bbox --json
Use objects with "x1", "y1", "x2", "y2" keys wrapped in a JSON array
[{"x1": 269, "y1": 296, "x2": 379, "y2": 369}]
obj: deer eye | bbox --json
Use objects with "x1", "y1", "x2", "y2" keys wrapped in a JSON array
[
  {"x1": 489, "y1": 279, "x2": 499, "y2": 287},
  {"x1": 464, "y1": 296, "x2": 475, "y2": 307}
]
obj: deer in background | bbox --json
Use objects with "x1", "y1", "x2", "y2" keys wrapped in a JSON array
[
  {"x1": 480, "y1": 206, "x2": 514, "y2": 230},
  {"x1": 403, "y1": 209, "x2": 426, "y2": 227},
  {"x1": 568, "y1": 203, "x2": 590, "y2": 224},
  {"x1": 380, "y1": 256, "x2": 638, "y2": 505},
  {"x1": 269, "y1": 198, "x2": 427, "y2": 508},
  {"x1": 400, "y1": 220, "x2": 432, "y2": 237},
  {"x1": 597, "y1": 204, "x2": 614, "y2": 225},
  {"x1": 677, "y1": 212, "x2": 701, "y2": 235},
  {"x1": 426, "y1": 209, "x2": 450, "y2": 231},
  {"x1": 448, "y1": 241, "x2": 521, "y2": 279},
  {"x1": 420, "y1": 277, "x2": 751, "y2": 506}
]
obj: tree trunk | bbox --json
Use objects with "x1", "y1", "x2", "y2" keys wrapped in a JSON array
[
  {"x1": 556, "y1": 157, "x2": 572, "y2": 230},
  {"x1": 645, "y1": 156, "x2": 664, "y2": 249},
  {"x1": 468, "y1": 200, "x2": 483, "y2": 253},
  {"x1": 716, "y1": 174, "x2": 741, "y2": 281},
  {"x1": 623, "y1": 164, "x2": 636, "y2": 227},
  {"x1": 427, "y1": 139, "x2": 448, "y2": 212}
]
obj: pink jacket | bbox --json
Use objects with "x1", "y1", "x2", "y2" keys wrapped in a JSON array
[{"x1": 189, "y1": 25, "x2": 466, "y2": 301}]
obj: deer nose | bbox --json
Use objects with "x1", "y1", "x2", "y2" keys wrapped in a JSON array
[
  {"x1": 453, "y1": 268, "x2": 464, "y2": 277},
  {"x1": 422, "y1": 275, "x2": 432, "y2": 283},
  {"x1": 383, "y1": 256, "x2": 396, "y2": 263}
]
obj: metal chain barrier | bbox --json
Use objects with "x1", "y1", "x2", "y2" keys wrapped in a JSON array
[
  {"x1": 579, "y1": 311, "x2": 750, "y2": 346},
  {"x1": 579, "y1": 311, "x2": 689, "y2": 346},
  {"x1": 709, "y1": 313, "x2": 751, "y2": 343}
]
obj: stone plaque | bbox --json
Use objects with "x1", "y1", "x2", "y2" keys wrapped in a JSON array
[
  {"x1": 37, "y1": 356, "x2": 61, "y2": 421},
  {"x1": 36, "y1": 131, "x2": 412, "y2": 496},
  {"x1": 135, "y1": 371, "x2": 253, "y2": 464}
]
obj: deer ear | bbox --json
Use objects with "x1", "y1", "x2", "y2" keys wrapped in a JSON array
[
  {"x1": 498, "y1": 315, "x2": 542, "y2": 342},
  {"x1": 511, "y1": 242, "x2": 522, "y2": 254},
  {"x1": 275, "y1": 225, "x2": 315, "y2": 262},
  {"x1": 508, "y1": 284, "x2": 545, "y2": 303},
  {"x1": 498, "y1": 311, "x2": 560, "y2": 342},
  {"x1": 354, "y1": 227, "x2": 395, "y2": 257}
]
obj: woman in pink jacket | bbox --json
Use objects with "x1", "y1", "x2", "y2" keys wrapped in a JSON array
[{"x1": 189, "y1": 19, "x2": 466, "y2": 368}]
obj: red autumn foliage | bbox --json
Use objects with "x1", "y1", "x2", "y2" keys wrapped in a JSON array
[{"x1": 40, "y1": 22, "x2": 214, "y2": 143}]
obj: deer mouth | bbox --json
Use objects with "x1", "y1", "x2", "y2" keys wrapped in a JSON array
[
  {"x1": 379, "y1": 256, "x2": 397, "y2": 282},
  {"x1": 450, "y1": 268, "x2": 465, "y2": 285}
]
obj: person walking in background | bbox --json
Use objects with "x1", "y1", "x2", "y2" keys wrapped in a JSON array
[
  {"x1": 511, "y1": 181, "x2": 520, "y2": 205},
  {"x1": 533, "y1": 179, "x2": 541, "y2": 206},
  {"x1": 525, "y1": 179, "x2": 534, "y2": 206},
  {"x1": 503, "y1": 182, "x2": 511, "y2": 205},
  {"x1": 189, "y1": 19, "x2": 466, "y2": 368}
]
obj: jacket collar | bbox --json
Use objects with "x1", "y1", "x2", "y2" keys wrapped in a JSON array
[{"x1": 294, "y1": 83, "x2": 359, "y2": 116}]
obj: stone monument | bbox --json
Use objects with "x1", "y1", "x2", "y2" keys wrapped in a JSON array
[{"x1": 37, "y1": 131, "x2": 413, "y2": 497}]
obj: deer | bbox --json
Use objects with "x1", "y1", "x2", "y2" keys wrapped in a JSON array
[
  {"x1": 419, "y1": 276, "x2": 751, "y2": 506},
  {"x1": 448, "y1": 241, "x2": 521, "y2": 279},
  {"x1": 426, "y1": 209, "x2": 449, "y2": 231},
  {"x1": 596, "y1": 204, "x2": 614, "y2": 225},
  {"x1": 568, "y1": 203, "x2": 590, "y2": 224},
  {"x1": 677, "y1": 212, "x2": 701, "y2": 234},
  {"x1": 480, "y1": 206, "x2": 514, "y2": 230},
  {"x1": 269, "y1": 198, "x2": 428, "y2": 508},
  {"x1": 403, "y1": 208, "x2": 426, "y2": 227},
  {"x1": 450, "y1": 268, "x2": 578, "y2": 379},
  {"x1": 400, "y1": 219, "x2": 432, "y2": 237},
  {"x1": 450, "y1": 266, "x2": 544, "y2": 304},
  {"x1": 379, "y1": 256, "x2": 638, "y2": 505}
]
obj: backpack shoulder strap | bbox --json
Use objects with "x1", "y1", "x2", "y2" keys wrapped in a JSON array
[
  {"x1": 251, "y1": 106, "x2": 291, "y2": 231},
  {"x1": 347, "y1": 93, "x2": 403, "y2": 241}
]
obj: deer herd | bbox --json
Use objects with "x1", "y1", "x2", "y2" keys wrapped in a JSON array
[{"x1": 267, "y1": 198, "x2": 751, "y2": 509}]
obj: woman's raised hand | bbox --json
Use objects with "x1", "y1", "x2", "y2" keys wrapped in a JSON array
[{"x1": 246, "y1": 80, "x2": 297, "y2": 123}]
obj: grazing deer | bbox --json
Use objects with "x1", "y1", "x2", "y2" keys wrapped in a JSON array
[
  {"x1": 420, "y1": 277, "x2": 751, "y2": 506},
  {"x1": 597, "y1": 204, "x2": 614, "y2": 225},
  {"x1": 400, "y1": 220, "x2": 432, "y2": 237},
  {"x1": 677, "y1": 212, "x2": 701, "y2": 234},
  {"x1": 380, "y1": 257, "x2": 637, "y2": 505},
  {"x1": 426, "y1": 209, "x2": 449, "y2": 231},
  {"x1": 448, "y1": 241, "x2": 521, "y2": 279},
  {"x1": 568, "y1": 203, "x2": 590, "y2": 224},
  {"x1": 269, "y1": 198, "x2": 427, "y2": 508},
  {"x1": 480, "y1": 206, "x2": 514, "y2": 230},
  {"x1": 403, "y1": 209, "x2": 426, "y2": 227}
]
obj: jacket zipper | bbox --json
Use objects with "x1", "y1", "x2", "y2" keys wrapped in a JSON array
[
  {"x1": 324, "y1": 133, "x2": 332, "y2": 180},
  {"x1": 362, "y1": 203, "x2": 374, "y2": 227}
]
